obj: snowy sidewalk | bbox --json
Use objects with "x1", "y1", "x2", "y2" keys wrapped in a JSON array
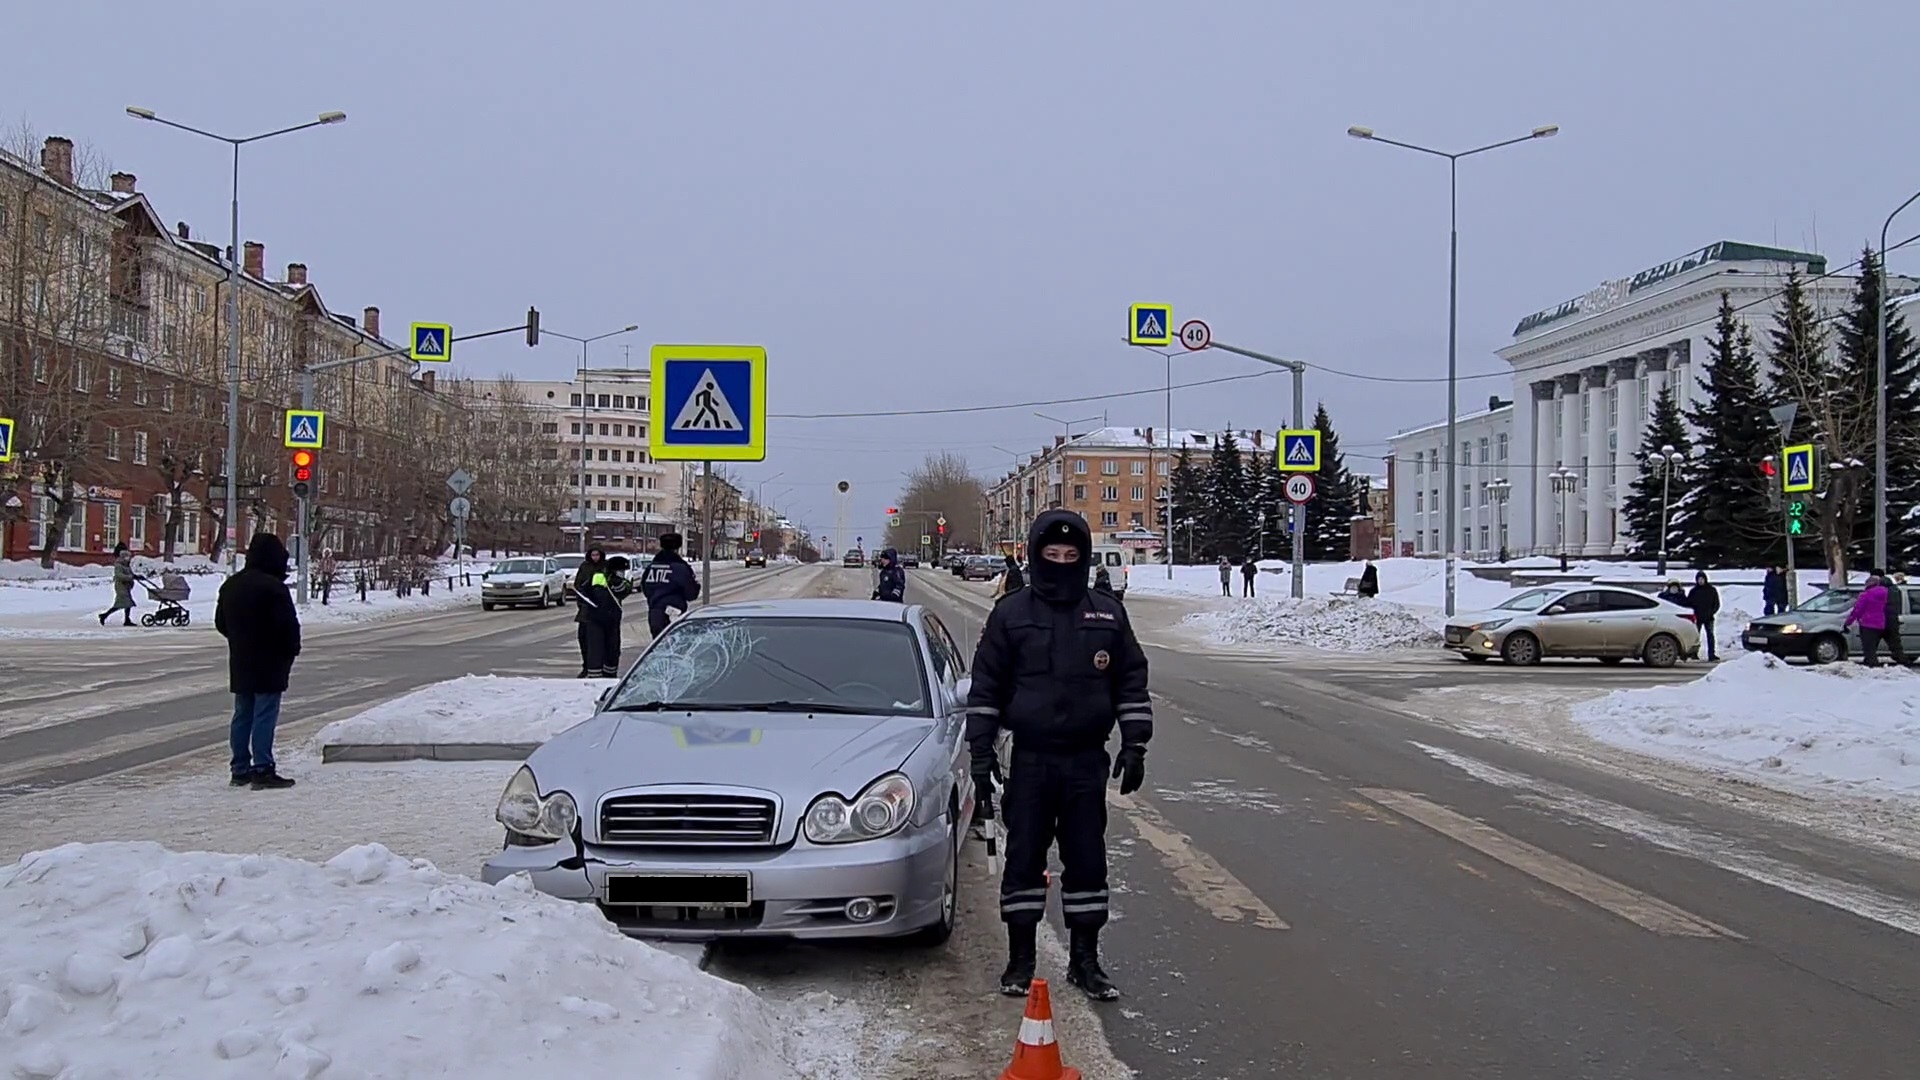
[
  {"x1": 0, "y1": 840, "x2": 798, "y2": 1079},
  {"x1": 314, "y1": 676, "x2": 605, "y2": 762},
  {"x1": 1573, "y1": 653, "x2": 1920, "y2": 803}
]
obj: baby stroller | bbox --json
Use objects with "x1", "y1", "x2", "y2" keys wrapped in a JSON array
[{"x1": 138, "y1": 573, "x2": 193, "y2": 627}]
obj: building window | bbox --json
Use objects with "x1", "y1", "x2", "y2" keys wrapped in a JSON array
[
  {"x1": 1131, "y1": 461, "x2": 1145, "y2": 476},
  {"x1": 1073, "y1": 460, "x2": 1087, "y2": 475},
  {"x1": 626, "y1": 450, "x2": 636, "y2": 463},
  {"x1": 1131, "y1": 485, "x2": 1144, "y2": 501},
  {"x1": 1072, "y1": 484, "x2": 1086, "y2": 501},
  {"x1": 107, "y1": 367, "x2": 122, "y2": 397},
  {"x1": 570, "y1": 393, "x2": 581, "y2": 406},
  {"x1": 1579, "y1": 394, "x2": 1590, "y2": 432},
  {"x1": 1478, "y1": 437, "x2": 1489, "y2": 464},
  {"x1": 1102, "y1": 486, "x2": 1119, "y2": 502},
  {"x1": 626, "y1": 424, "x2": 636, "y2": 438},
  {"x1": 161, "y1": 385, "x2": 175, "y2": 411},
  {"x1": 1479, "y1": 524, "x2": 1489, "y2": 551},
  {"x1": 1462, "y1": 483, "x2": 1471, "y2": 508},
  {"x1": 1129, "y1": 512, "x2": 1144, "y2": 528},
  {"x1": 1415, "y1": 490, "x2": 1424, "y2": 512},
  {"x1": 1607, "y1": 384, "x2": 1620, "y2": 429},
  {"x1": 1100, "y1": 511, "x2": 1119, "y2": 528},
  {"x1": 1462, "y1": 526, "x2": 1471, "y2": 551},
  {"x1": 624, "y1": 501, "x2": 634, "y2": 513},
  {"x1": 130, "y1": 509, "x2": 145, "y2": 545},
  {"x1": 542, "y1": 422, "x2": 558, "y2": 435},
  {"x1": 597, "y1": 449, "x2": 609, "y2": 461},
  {"x1": 1101, "y1": 461, "x2": 1119, "y2": 476},
  {"x1": 133, "y1": 430, "x2": 149, "y2": 465},
  {"x1": 1500, "y1": 521, "x2": 1509, "y2": 549},
  {"x1": 1158, "y1": 461, "x2": 1170, "y2": 476},
  {"x1": 570, "y1": 422, "x2": 580, "y2": 435},
  {"x1": 597, "y1": 394, "x2": 611, "y2": 408},
  {"x1": 105, "y1": 429, "x2": 121, "y2": 460},
  {"x1": 103, "y1": 504, "x2": 121, "y2": 546},
  {"x1": 1554, "y1": 409, "x2": 1564, "y2": 441},
  {"x1": 1414, "y1": 455, "x2": 1423, "y2": 476},
  {"x1": 1496, "y1": 433, "x2": 1508, "y2": 462}
]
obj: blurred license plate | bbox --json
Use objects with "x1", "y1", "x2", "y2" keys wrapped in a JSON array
[{"x1": 605, "y1": 873, "x2": 751, "y2": 908}]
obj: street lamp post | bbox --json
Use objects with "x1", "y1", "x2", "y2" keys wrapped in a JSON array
[
  {"x1": 543, "y1": 325, "x2": 640, "y2": 552},
  {"x1": 1486, "y1": 477, "x2": 1512, "y2": 562},
  {"x1": 1646, "y1": 443, "x2": 1687, "y2": 577},
  {"x1": 1877, "y1": 189, "x2": 1920, "y2": 571},
  {"x1": 125, "y1": 106, "x2": 346, "y2": 571},
  {"x1": 1348, "y1": 122, "x2": 1559, "y2": 616},
  {"x1": 1549, "y1": 466, "x2": 1579, "y2": 573}
]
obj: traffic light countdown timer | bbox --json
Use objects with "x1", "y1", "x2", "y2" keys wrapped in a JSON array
[{"x1": 291, "y1": 449, "x2": 315, "y2": 500}]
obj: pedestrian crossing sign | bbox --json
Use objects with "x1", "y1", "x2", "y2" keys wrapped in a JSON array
[
  {"x1": 283, "y1": 409, "x2": 326, "y2": 449},
  {"x1": 1781, "y1": 443, "x2": 1814, "y2": 493},
  {"x1": 650, "y1": 344, "x2": 768, "y2": 462},
  {"x1": 0, "y1": 416, "x2": 13, "y2": 463},
  {"x1": 1128, "y1": 303, "x2": 1174, "y2": 346},
  {"x1": 409, "y1": 322, "x2": 452, "y2": 362},
  {"x1": 1278, "y1": 429, "x2": 1321, "y2": 472}
]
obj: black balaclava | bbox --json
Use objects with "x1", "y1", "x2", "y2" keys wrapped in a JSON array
[{"x1": 1026, "y1": 509, "x2": 1091, "y2": 606}]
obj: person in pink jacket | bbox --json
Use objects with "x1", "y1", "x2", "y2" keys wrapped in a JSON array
[{"x1": 1843, "y1": 571, "x2": 1891, "y2": 667}]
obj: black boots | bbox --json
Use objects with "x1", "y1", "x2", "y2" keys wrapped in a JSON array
[
  {"x1": 999, "y1": 922, "x2": 1037, "y2": 996},
  {"x1": 1067, "y1": 927, "x2": 1120, "y2": 1001}
]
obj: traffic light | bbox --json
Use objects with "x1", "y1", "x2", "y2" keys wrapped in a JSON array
[
  {"x1": 525, "y1": 306, "x2": 541, "y2": 347},
  {"x1": 291, "y1": 449, "x2": 314, "y2": 500},
  {"x1": 1759, "y1": 457, "x2": 1777, "y2": 479},
  {"x1": 752, "y1": 530, "x2": 760, "y2": 542},
  {"x1": 886, "y1": 507, "x2": 898, "y2": 515},
  {"x1": 937, "y1": 522, "x2": 945, "y2": 536},
  {"x1": 1787, "y1": 499, "x2": 1807, "y2": 536}
]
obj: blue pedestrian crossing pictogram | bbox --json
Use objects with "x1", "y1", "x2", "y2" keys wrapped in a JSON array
[
  {"x1": 1279, "y1": 429, "x2": 1321, "y2": 472},
  {"x1": 650, "y1": 344, "x2": 768, "y2": 462}
]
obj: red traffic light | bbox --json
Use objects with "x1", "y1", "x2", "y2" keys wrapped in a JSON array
[
  {"x1": 937, "y1": 522, "x2": 945, "y2": 535},
  {"x1": 887, "y1": 507, "x2": 898, "y2": 515},
  {"x1": 291, "y1": 449, "x2": 314, "y2": 482},
  {"x1": 1759, "y1": 458, "x2": 1777, "y2": 477}
]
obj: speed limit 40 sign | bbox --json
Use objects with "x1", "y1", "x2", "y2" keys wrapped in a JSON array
[
  {"x1": 1283, "y1": 474, "x2": 1316, "y2": 504},
  {"x1": 1179, "y1": 319, "x2": 1211, "y2": 351}
]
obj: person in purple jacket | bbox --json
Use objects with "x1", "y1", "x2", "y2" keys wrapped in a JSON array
[{"x1": 1843, "y1": 570, "x2": 1891, "y2": 667}]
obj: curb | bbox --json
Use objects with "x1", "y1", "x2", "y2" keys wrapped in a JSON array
[{"x1": 320, "y1": 742, "x2": 539, "y2": 763}]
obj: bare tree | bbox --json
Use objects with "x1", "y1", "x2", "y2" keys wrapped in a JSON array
[
  {"x1": 890, "y1": 450, "x2": 986, "y2": 552},
  {"x1": 1765, "y1": 271, "x2": 1867, "y2": 581}
]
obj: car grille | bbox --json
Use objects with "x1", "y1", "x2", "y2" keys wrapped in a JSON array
[
  {"x1": 1445, "y1": 626, "x2": 1468, "y2": 644},
  {"x1": 598, "y1": 793, "x2": 776, "y2": 847}
]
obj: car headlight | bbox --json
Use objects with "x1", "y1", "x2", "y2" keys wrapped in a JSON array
[
  {"x1": 494, "y1": 765, "x2": 579, "y2": 842},
  {"x1": 803, "y1": 773, "x2": 915, "y2": 844},
  {"x1": 1776, "y1": 623, "x2": 1801, "y2": 635},
  {"x1": 1471, "y1": 618, "x2": 1510, "y2": 632}
]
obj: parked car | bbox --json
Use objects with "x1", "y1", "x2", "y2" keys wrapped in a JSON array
[
  {"x1": 1742, "y1": 585, "x2": 1917, "y2": 664},
  {"x1": 899, "y1": 551, "x2": 920, "y2": 568},
  {"x1": 962, "y1": 555, "x2": 999, "y2": 582},
  {"x1": 1443, "y1": 584, "x2": 1701, "y2": 667},
  {"x1": 480, "y1": 556, "x2": 571, "y2": 611},
  {"x1": 481, "y1": 599, "x2": 975, "y2": 944},
  {"x1": 946, "y1": 553, "x2": 969, "y2": 576},
  {"x1": 744, "y1": 548, "x2": 767, "y2": 568},
  {"x1": 551, "y1": 552, "x2": 587, "y2": 598},
  {"x1": 843, "y1": 549, "x2": 865, "y2": 568}
]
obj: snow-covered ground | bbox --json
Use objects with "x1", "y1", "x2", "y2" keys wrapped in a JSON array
[
  {"x1": 1573, "y1": 652, "x2": 1920, "y2": 802},
  {"x1": 315, "y1": 676, "x2": 604, "y2": 748},
  {"x1": 1142, "y1": 557, "x2": 1778, "y2": 653},
  {"x1": 0, "y1": 563, "x2": 495, "y2": 639},
  {"x1": 0, "y1": 840, "x2": 798, "y2": 1080}
]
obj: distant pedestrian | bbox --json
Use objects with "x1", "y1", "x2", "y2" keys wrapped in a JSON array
[
  {"x1": 994, "y1": 554, "x2": 1024, "y2": 599},
  {"x1": 873, "y1": 548, "x2": 907, "y2": 602},
  {"x1": 1218, "y1": 557, "x2": 1231, "y2": 596},
  {"x1": 1845, "y1": 570, "x2": 1891, "y2": 667},
  {"x1": 214, "y1": 533, "x2": 301, "y2": 789},
  {"x1": 1761, "y1": 565, "x2": 1789, "y2": 616},
  {"x1": 1094, "y1": 564, "x2": 1116, "y2": 596},
  {"x1": 573, "y1": 546, "x2": 624, "y2": 678},
  {"x1": 98, "y1": 543, "x2": 136, "y2": 626},
  {"x1": 1358, "y1": 561, "x2": 1380, "y2": 599},
  {"x1": 1240, "y1": 559, "x2": 1257, "y2": 597},
  {"x1": 640, "y1": 532, "x2": 700, "y2": 637},
  {"x1": 1688, "y1": 571, "x2": 1722, "y2": 662},
  {"x1": 1885, "y1": 574, "x2": 1909, "y2": 666},
  {"x1": 1657, "y1": 579, "x2": 1689, "y2": 607}
]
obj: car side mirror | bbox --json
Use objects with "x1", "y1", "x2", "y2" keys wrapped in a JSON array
[
  {"x1": 595, "y1": 687, "x2": 614, "y2": 711},
  {"x1": 1543, "y1": 604, "x2": 1565, "y2": 616}
]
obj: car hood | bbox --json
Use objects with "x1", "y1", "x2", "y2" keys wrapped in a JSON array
[
  {"x1": 1749, "y1": 610, "x2": 1844, "y2": 628},
  {"x1": 486, "y1": 572, "x2": 546, "y2": 584},
  {"x1": 528, "y1": 709, "x2": 937, "y2": 808},
  {"x1": 1447, "y1": 608, "x2": 1527, "y2": 627}
]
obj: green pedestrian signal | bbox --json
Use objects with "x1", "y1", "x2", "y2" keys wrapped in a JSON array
[{"x1": 1787, "y1": 499, "x2": 1807, "y2": 536}]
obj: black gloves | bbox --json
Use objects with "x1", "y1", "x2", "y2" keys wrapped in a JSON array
[
  {"x1": 971, "y1": 750, "x2": 1001, "y2": 819},
  {"x1": 1111, "y1": 746, "x2": 1146, "y2": 796}
]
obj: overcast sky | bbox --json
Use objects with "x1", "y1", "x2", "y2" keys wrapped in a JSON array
[{"x1": 8, "y1": 0, "x2": 1916, "y2": 542}]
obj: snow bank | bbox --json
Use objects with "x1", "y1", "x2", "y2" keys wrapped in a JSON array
[
  {"x1": 0, "y1": 574, "x2": 489, "y2": 638},
  {"x1": 315, "y1": 676, "x2": 605, "y2": 748},
  {"x1": 1185, "y1": 596, "x2": 1444, "y2": 652},
  {"x1": 1573, "y1": 652, "x2": 1920, "y2": 801},
  {"x1": 0, "y1": 841, "x2": 797, "y2": 1080},
  {"x1": 0, "y1": 555, "x2": 224, "y2": 582}
]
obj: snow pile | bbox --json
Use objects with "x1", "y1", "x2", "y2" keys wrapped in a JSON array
[
  {"x1": 1185, "y1": 596, "x2": 1443, "y2": 652},
  {"x1": 0, "y1": 575, "x2": 489, "y2": 638},
  {"x1": 0, "y1": 841, "x2": 797, "y2": 1080},
  {"x1": 0, "y1": 555, "x2": 224, "y2": 582},
  {"x1": 315, "y1": 676, "x2": 606, "y2": 748},
  {"x1": 1573, "y1": 652, "x2": 1920, "y2": 801}
]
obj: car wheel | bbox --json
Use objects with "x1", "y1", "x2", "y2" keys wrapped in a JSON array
[
  {"x1": 1811, "y1": 634, "x2": 1846, "y2": 665},
  {"x1": 910, "y1": 820, "x2": 960, "y2": 948},
  {"x1": 1642, "y1": 633, "x2": 1680, "y2": 668},
  {"x1": 1501, "y1": 631, "x2": 1542, "y2": 666},
  {"x1": 1598, "y1": 656, "x2": 1625, "y2": 665},
  {"x1": 481, "y1": 602, "x2": 494, "y2": 612},
  {"x1": 541, "y1": 588, "x2": 553, "y2": 609}
]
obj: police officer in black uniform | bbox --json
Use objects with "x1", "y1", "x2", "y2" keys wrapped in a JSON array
[{"x1": 967, "y1": 509, "x2": 1151, "y2": 1001}]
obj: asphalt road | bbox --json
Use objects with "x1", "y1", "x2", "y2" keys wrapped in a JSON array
[{"x1": 901, "y1": 567, "x2": 1920, "y2": 1079}]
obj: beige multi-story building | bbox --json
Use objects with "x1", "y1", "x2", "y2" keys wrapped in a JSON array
[
  {"x1": 985, "y1": 426, "x2": 1271, "y2": 553},
  {"x1": 510, "y1": 368, "x2": 673, "y2": 547}
]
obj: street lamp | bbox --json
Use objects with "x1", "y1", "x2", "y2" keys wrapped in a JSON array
[
  {"x1": 1034, "y1": 412, "x2": 1101, "y2": 442},
  {"x1": 1486, "y1": 476, "x2": 1512, "y2": 562},
  {"x1": 1645, "y1": 443, "x2": 1687, "y2": 576},
  {"x1": 1549, "y1": 466, "x2": 1579, "y2": 573},
  {"x1": 125, "y1": 106, "x2": 346, "y2": 570},
  {"x1": 1348, "y1": 121, "x2": 1559, "y2": 616},
  {"x1": 1877, "y1": 189, "x2": 1920, "y2": 571},
  {"x1": 544, "y1": 324, "x2": 640, "y2": 552}
]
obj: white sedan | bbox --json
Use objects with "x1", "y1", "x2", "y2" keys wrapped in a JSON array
[{"x1": 480, "y1": 556, "x2": 571, "y2": 611}]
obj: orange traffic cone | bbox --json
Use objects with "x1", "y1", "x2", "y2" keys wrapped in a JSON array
[{"x1": 1000, "y1": 978, "x2": 1080, "y2": 1080}]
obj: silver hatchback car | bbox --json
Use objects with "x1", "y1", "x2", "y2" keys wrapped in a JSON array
[{"x1": 481, "y1": 599, "x2": 977, "y2": 943}]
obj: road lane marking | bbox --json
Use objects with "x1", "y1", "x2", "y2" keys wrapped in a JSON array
[
  {"x1": 1108, "y1": 790, "x2": 1289, "y2": 930},
  {"x1": 1355, "y1": 786, "x2": 1742, "y2": 938},
  {"x1": 1410, "y1": 741, "x2": 1920, "y2": 939}
]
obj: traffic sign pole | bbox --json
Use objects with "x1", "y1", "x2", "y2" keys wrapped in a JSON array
[{"x1": 1201, "y1": 340, "x2": 1308, "y2": 600}]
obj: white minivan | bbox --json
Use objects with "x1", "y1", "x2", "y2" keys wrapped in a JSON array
[{"x1": 1089, "y1": 546, "x2": 1130, "y2": 600}]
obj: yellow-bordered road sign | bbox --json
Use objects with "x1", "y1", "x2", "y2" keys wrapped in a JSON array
[
  {"x1": 1781, "y1": 443, "x2": 1814, "y2": 493},
  {"x1": 1279, "y1": 429, "x2": 1321, "y2": 472},
  {"x1": 1128, "y1": 303, "x2": 1173, "y2": 346},
  {"x1": 284, "y1": 410, "x2": 326, "y2": 449},
  {"x1": 651, "y1": 344, "x2": 768, "y2": 462},
  {"x1": 410, "y1": 322, "x2": 452, "y2": 362}
]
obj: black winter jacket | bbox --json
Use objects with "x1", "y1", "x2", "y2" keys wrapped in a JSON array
[
  {"x1": 965, "y1": 586, "x2": 1152, "y2": 756},
  {"x1": 573, "y1": 556, "x2": 624, "y2": 625},
  {"x1": 641, "y1": 551, "x2": 700, "y2": 613},
  {"x1": 214, "y1": 535, "x2": 302, "y2": 695},
  {"x1": 874, "y1": 560, "x2": 906, "y2": 603}
]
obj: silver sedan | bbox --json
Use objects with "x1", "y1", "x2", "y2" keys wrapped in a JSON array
[{"x1": 481, "y1": 598, "x2": 978, "y2": 944}]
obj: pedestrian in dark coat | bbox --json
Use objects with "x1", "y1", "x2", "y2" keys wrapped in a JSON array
[
  {"x1": 98, "y1": 543, "x2": 135, "y2": 626},
  {"x1": 1688, "y1": 571, "x2": 1722, "y2": 661},
  {"x1": 214, "y1": 533, "x2": 300, "y2": 789},
  {"x1": 641, "y1": 532, "x2": 701, "y2": 636},
  {"x1": 1358, "y1": 561, "x2": 1380, "y2": 598},
  {"x1": 999, "y1": 555, "x2": 1025, "y2": 597},
  {"x1": 1240, "y1": 559, "x2": 1257, "y2": 597},
  {"x1": 967, "y1": 509, "x2": 1152, "y2": 1002},
  {"x1": 1762, "y1": 566, "x2": 1789, "y2": 616},
  {"x1": 1883, "y1": 574, "x2": 1908, "y2": 666},
  {"x1": 573, "y1": 546, "x2": 624, "y2": 677},
  {"x1": 873, "y1": 548, "x2": 907, "y2": 602}
]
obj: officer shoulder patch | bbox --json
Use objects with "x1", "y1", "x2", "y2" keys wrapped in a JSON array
[
  {"x1": 1081, "y1": 610, "x2": 1117, "y2": 622},
  {"x1": 1093, "y1": 649, "x2": 1110, "y2": 670}
]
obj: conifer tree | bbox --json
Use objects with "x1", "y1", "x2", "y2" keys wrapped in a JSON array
[
  {"x1": 1683, "y1": 293, "x2": 1780, "y2": 568},
  {"x1": 1167, "y1": 445, "x2": 1207, "y2": 563},
  {"x1": 1620, "y1": 386, "x2": 1694, "y2": 565},
  {"x1": 1833, "y1": 247, "x2": 1920, "y2": 569},
  {"x1": 1203, "y1": 431, "x2": 1252, "y2": 560},
  {"x1": 1304, "y1": 404, "x2": 1357, "y2": 561}
]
